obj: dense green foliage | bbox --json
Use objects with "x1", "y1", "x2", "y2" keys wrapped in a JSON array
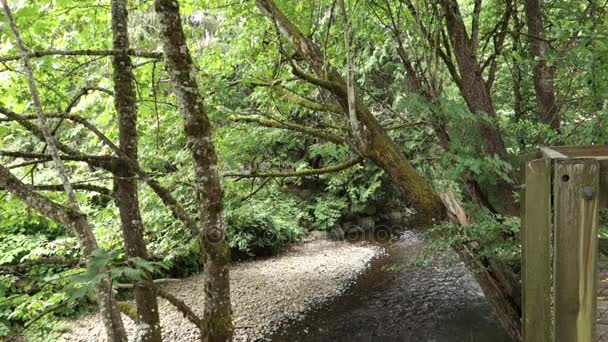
[{"x1": 0, "y1": 0, "x2": 606, "y2": 339}]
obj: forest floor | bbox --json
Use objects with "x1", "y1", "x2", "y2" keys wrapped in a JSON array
[{"x1": 60, "y1": 238, "x2": 384, "y2": 341}]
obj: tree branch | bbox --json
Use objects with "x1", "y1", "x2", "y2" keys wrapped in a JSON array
[
  {"x1": 268, "y1": 83, "x2": 343, "y2": 114},
  {"x1": 400, "y1": 0, "x2": 462, "y2": 90},
  {"x1": 229, "y1": 115, "x2": 346, "y2": 145},
  {"x1": 155, "y1": 288, "x2": 203, "y2": 328},
  {"x1": 0, "y1": 183, "x2": 112, "y2": 196},
  {"x1": 0, "y1": 164, "x2": 84, "y2": 228},
  {"x1": 223, "y1": 156, "x2": 362, "y2": 178},
  {"x1": 0, "y1": 49, "x2": 163, "y2": 63},
  {"x1": 0, "y1": 150, "x2": 119, "y2": 165},
  {"x1": 471, "y1": 0, "x2": 482, "y2": 50},
  {"x1": 289, "y1": 62, "x2": 345, "y2": 93},
  {"x1": 66, "y1": 86, "x2": 114, "y2": 113}
]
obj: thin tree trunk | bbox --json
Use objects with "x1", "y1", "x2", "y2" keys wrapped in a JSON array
[
  {"x1": 110, "y1": 1, "x2": 162, "y2": 341},
  {"x1": 154, "y1": 1, "x2": 233, "y2": 341},
  {"x1": 523, "y1": 0, "x2": 559, "y2": 129},
  {"x1": 0, "y1": 2, "x2": 127, "y2": 340},
  {"x1": 511, "y1": 2, "x2": 528, "y2": 150}
]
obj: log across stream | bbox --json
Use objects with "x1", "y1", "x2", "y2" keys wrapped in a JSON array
[{"x1": 273, "y1": 230, "x2": 511, "y2": 341}]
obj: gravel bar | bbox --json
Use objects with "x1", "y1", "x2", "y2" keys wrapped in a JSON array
[{"x1": 60, "y1": 239, "x2": 384, "y2": 341}]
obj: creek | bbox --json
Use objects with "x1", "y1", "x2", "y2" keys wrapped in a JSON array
[{"x1": 273, "y1": 230, "x2": 512, "y2": 342}]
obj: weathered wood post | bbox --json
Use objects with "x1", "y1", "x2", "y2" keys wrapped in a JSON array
[
  {"x1": 522, "y1": 147, "x2": 604, "y2": 342},
  {"x1": 522, "y1": 155, "x2": 552, "y2": 341},
  {"x1": 553, "y1": 159, "x2": 599, "y2": 342}
]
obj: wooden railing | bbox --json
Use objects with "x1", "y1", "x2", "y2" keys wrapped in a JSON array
[{"x1": 522, "y1": 146, "x2": 608, "y2": 342}]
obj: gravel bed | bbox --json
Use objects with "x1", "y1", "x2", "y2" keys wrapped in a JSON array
[{"x1": 60, "y1": 239, "x2": 384, "y2": 341}]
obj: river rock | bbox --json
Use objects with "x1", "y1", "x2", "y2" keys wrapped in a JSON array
[
  {"x1": 342, "y1": 221, "x2": 361, "y2": 234},
  {"x1": 328, "y1": 226, "x2": 345, "y2": 240},
  {"x1": 308, "y1": 230, "x2": 327, "y2": 241},
  {"x1": 387, "y1": 211, "x2": 404, "y2": 223}
]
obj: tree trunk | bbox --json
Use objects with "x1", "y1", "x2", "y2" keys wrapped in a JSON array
[
  {"x1": 524, "y1": 0, "x2": 559, "y2": 129},
  {"x1": 0, "y1": 165, "x2": 128, "y2": 342},
  {"x1": 110, "y1": 1, "x2": 162, "y2": 341},
  {"x1": 440, "y1": 0, "x2": 518, "y2": 216},
  {"x1": 0, "y1": 2, "x2": 127, "y2": 340},
  {"x1": 154, "y1": 0, "x2": 233, "y2": 341},
  {"x1": 441, "y1": 193, "x2": 522, "y2": 341}
]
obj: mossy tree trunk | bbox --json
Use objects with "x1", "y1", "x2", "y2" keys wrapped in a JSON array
[
  {"x1": 110, "y1": 1, "x2": 162, "y2": 341},
  {"x1": 438, "y1": 0, "x2": 518, "y2": 216},
  {"x1": 524, "y1": 0, "x2": 559, "y2": 129},
  {"x1": 0, "y1": 2, "x2": 127, "y2": 340},
  {"x1": 154, "y1": 0, "x2": 233, "y2": 341}
]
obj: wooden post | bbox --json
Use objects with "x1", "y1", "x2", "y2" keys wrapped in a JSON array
[
  {"x1": 522, "y1": 158, "x2": 553, "y2": 342},
  {"x1": 554, "y1": 158, "x2": 600, "y2": 342}
]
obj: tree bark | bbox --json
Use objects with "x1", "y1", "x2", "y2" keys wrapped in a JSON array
[
  {"x1": 110, "y1": 1, "x2": 162, "y2": 341},
  {"x1": 154, "y1": 0, "x2": 233, "y2": 341},
  {"x1": 524, "y1": 0, "x2": 559, "y2": 129},
  {"x1": 0, "y1": 1, "x2": 127, "y2": 340},
  {"x1": 439, "y1": 0, "x2": 518, "y2": 216}
]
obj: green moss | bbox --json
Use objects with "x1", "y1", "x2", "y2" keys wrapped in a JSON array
[
  {"x1": 205, "y1": 313, "x2": 234, "y2": 342},
  {"x1": 116, "y1": 301, "x2": 137, "y2": 321}
]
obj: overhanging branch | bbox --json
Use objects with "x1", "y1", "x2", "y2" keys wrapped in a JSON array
[
  {"x1": 0, "y1": 150, "x2": 120, "y2": 166},
  {"x1": 223, "y1": 156, "x2": 363, "y2": 178},
  {"x1": 0, "y1": 49, "x2": 163, "y2": 63},
  {"x1": 0, "y1": 183, "x2": 112, "y2": 196},
  {"x1": 270, "y1": 83, "x2": 343, "y2": 114},
  {"x1": 229, "y1": 115, "x2": 346, "y2": 145}
]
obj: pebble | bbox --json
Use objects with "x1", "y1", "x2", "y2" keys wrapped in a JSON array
[{"x1": 60, "y1": 240, "x2": 383, "y2": 341}]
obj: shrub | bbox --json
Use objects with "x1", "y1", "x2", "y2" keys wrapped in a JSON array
[{"x1": 226, "y1": 205, "x2": 304, "y2": 257}]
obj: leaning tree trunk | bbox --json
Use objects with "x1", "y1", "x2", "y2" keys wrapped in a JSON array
[
  {"x1": 255, "y1": 1, "x2": 522, "y2": 340},
  {"x1": 524, "y1": 0, "x2": 559, "y2": 130},
  {"x1": 154, "y1": 0, "x2": 233, "y2": 341},
  {"x1": 0, "y1": 1, "x2": 127, "y2": 340},
  {"x1": 110, "y1": 1, "x2": 162, "y2": 340}
]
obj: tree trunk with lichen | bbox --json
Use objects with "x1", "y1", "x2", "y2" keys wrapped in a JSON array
[
  {"x1": 154, "y1": 0, "x2": 233, "y2": 341},
  {"x1": 110, "y1": 1, "x2": 162, "y2": 341},
  {"x1": 0, "y1": 1, "x2": 127, "y2": 340}
]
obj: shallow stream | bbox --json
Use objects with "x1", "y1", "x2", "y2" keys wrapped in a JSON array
[{"x1": 273, "y1": 230, "x2": 512, "y2": 342}]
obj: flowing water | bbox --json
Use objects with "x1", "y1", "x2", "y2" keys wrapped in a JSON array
[{"x1": 273, "y1": 230, "x2": 512, "y2": 342}]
